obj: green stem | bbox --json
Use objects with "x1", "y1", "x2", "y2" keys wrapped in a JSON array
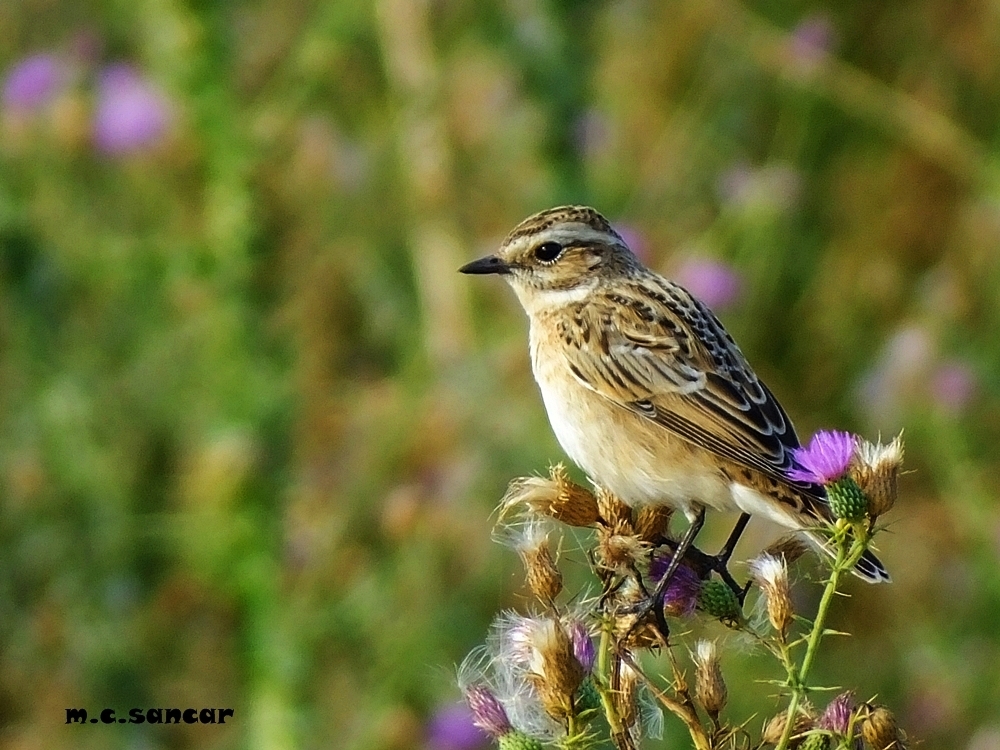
[
  {"x1": 775, "y1": 525, "x2": 860, "y2": 750},
  {"x1": 594, "y1": 621, "x2": 626, "y2": 737}
]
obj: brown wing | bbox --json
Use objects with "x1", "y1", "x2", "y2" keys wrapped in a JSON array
[{"x1": 560, "y1": 277, "x2": 825, "y2": 502}]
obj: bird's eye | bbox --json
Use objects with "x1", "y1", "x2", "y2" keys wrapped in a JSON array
[{"x1": 533, "y1": 241, "x2": 563, "y2": 262}]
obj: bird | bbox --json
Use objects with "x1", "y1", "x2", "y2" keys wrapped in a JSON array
[{"x1": 460, "y1": 204, "x2": 889, "y2": 593}]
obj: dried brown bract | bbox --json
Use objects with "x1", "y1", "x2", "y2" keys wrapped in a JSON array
[
  {"x1": 860, "y1": 704, "x2": 907, "y2": 750},
  {"x1": 634, "y1": 504, "x2": 674, "y2": 543},
  {"x1": 850, "y1": 433, "x2": 904, "y2": 519},
  {"x1": 692, "y1": 640, "x2": 727, "y2": 722},
  {"x1": 501, "y1": 464, "x2": 601, "y2": 527}
]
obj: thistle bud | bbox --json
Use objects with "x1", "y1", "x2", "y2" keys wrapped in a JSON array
[
  {"x1": 860, "y1": 705, "x2": 905, "y2": 750},
  {"x1": 595, "y1": 525, "x2": 647, "y2": 573},
  {"x1": 596, "y1": 486, "x2": 634, "y2": 532},
  {"x1": 692, "y1": 640, "x2": 727, "y2": 721},
  {"x1": 498, "y1": 731, "x2": 546, "y2": 750},
  {"x1": 513, "y1": 617, "x2": 585, "y2": 721},
  {"x1": 575, "y1": 677, "x2": 602, "y2": 713},
  {"x1": 817, "y1": 691, "x2": 856, "y2": 736},
  {"x1": 799, "y1": 733, "x2": 829, "y2": 750},
  {"x1": 500, "y1": 464, "x2": 600, "y2": 527},
  {"x1": 850, "y1": 434, "x2": 903, "y2": 519},
  {"x1": 826, "y1": 476, "x2": 868, "y2": 522},
  {"x1": 634, "y1": 504, "x2": 674, "y2": 542},
  {"x1": 464, "y1": 683, "x2": 512, "y2": 739},
  {"x1": 515, "y1": 524, "x2": 563, "y2": 604},
  {"x1": 762, "y1": 706, "x2": 815, "y2": 746},
  {"x1": 748, "y1": 553, "x2": 794, "y2": 639},
  {"x1": 566, "y1": 619, "x2": 596, "y2": 674},
  {"x1": 697, "y1": 578, "x2": 743, "y2": 626}
]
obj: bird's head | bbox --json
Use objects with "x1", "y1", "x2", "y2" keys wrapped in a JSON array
[{"x1": 460, "y1": 205, "x2": 640, "y2": 310}]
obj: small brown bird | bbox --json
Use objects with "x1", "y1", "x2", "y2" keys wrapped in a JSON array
[{"x1": 461, "y1": 205, "x2": 888, "y2": 584}]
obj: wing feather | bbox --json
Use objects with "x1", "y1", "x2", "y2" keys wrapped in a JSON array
[{"x1": 563, "y1": 278, "x2": 824, "y2": 502}]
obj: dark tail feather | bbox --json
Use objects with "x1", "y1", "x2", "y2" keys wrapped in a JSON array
[
  {"x1": 854, "y1": 549, "x2": 891, "y2": 583},
  {"x1": 804, "y1": 532, "x2": 891, "y2": 583}
]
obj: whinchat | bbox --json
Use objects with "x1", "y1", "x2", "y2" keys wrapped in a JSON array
[{"x1": 461, "y1": 205, "x2": 888, "y2": 584}]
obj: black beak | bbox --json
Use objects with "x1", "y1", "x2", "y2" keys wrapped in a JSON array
[{"x1": 458, "y1": 255, "x2": 511, "y2": 275}]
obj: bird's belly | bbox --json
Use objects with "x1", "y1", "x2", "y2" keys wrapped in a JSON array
[{"x1": 533, "y1": 357, "x2": 734, "y2": 517}]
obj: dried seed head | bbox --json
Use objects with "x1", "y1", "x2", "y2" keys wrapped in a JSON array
[
  {"x1": 692, "y1": 640, "x2": 727, "y2": 720},
  {"x1": 850, "y1": 434, "x2": 904, "y2": 518},
  {"x1": 595, "y1": 525, "x2": 648, "y2": 572},
  {"x1": 762, "y1": 706, "x2": 816, "y2": 746},
  {"x1": 511, "y1": 617, "x2": 585, "y2": 721},
  {"x1": 500, "y1": 465, "x2": 601, "y2": 527},
  {"x1": 860, "y1": 705, "x2": 905, "y2": 750},
  {"x1": 763, "y1": 535, "x2": 809, "y2": 565},
  {"x1": 515, "y1": 524, "x2": 563, "y2": 604},
  {"x1": 618, "y1": 660, "x2": 641, "y2": 731},
  {"x1": 817, "y1": 691, "x2": 856, "y2": 736},
  {"x1": 465, "y1": 683, "x2": 513, "y2": 739},
  {"x1": 748, "y1": 553, "x2": 794, "y2": 639},
  {"x1": 634, "y1": 504, "x2": 674, "y2": 542},
  {"x1": 596, "y1": 486, "x2": 634, "y2": 532},
  {"x1": 608, "y1": 581, "x2": 658, "y2": 647}
]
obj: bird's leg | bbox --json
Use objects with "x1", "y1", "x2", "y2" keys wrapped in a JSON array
[
  {"x1": 710, "y1": 512, "x2": 753, "y2": 604},
  {"x1": 714, "y1": 512, "x2": 750, "y2": 567},
  {"x1": 619, "y1": 508, "x2": 705, "y2": 640}
]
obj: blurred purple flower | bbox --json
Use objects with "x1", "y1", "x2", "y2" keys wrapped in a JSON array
[
  {"x1": 93, "y1": 64, "x2": 171, "y2": 155},
  {"x1": 818, "y1": 691, "x2": 856, "y2": 735},
  {"x1": 463, "y1": 684, "x2": 511, "y2": 740},
  {"x1": 717, "y1": 162, "x2": 801, "y2": 214},
  {"x1": 648, "y1": 558, "x2": 702, "y2": 618},
  {"x1": 567, "y1": 619, "x2": 595, "y2": 673},
  {"x1": 616, "y1": 224, "x2": 649, "y2": 264},
  {"x1": 789, "y1": 13, "x2": 836, "y2": 72},
  {"x1": 674, "y1": 258, "x2": 742, "y2": 309},
  {"x1": 856, "y1": 325, "x2": 935, "y2": 425},
  {"x1": 788, "y1": 430, "x2": 856, "y2": 485},
  {"x1": 426, "y1": 703, "x2": 488, "y2": 750},
  {"x1": 931, "y1": 361, "x2": 976, "y2": 414},
  {"x1": 2, "y1": 53, "x2": 65, "y2": 111}
]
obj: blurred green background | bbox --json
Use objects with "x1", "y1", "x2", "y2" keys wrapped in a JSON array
[{"x1": 2, "y1": 1, "x2": 1000, "y2": 748}]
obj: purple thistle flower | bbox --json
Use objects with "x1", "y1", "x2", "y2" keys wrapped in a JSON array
[
  {"x1": 464, "y1": 684, "x2": 511, "y2": 739},
  {"x1": 426, "y1": 703, "x2": 489, "y2": 750},
  {"x1": 818, "y1": 691, "x2": 856, "y2": 735},
  {"x1": 648, "y1": 557, "x2": 703, "y2": 618},
  {"x1": 2, "y1": 53, "x2": 66, "y2": 111},
  {"x1": 787, "y1": 430, "x2": 856, "y2": 485},
  {"x1": 567, "y1": 619, "x2": 595, "y2": 673},
  {"x1": 92, "y1": 64, "x2": 171, "y2": 155},
  {"x1": 674, "y1": 258, "x2": 743, "y2": 310}
]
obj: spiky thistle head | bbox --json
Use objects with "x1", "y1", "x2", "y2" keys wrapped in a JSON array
[
  {"x1": 850, "y1": 433, "x2": 904, "y2": 518},
  {"x1": 499, "y1": 465, "x2": 601, "y2": 528},
  {"x1": 748, "y1": 552, "x2": 794, "y2": 639},
  {"x1": 788, "y1": 430, "x2": 857, "y2": 485},
  {"x1": 692, "y1": 640, "x2": 727, "y2": 721}
]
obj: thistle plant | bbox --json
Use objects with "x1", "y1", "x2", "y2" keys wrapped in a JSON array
[{"x1": 458, "y1": 431, "x2": 908, "y2": 750}]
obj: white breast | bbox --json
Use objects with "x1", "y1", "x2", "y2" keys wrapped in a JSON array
[{"x1": 528, "y1": 322, "x2": 736, "y2": 520}]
